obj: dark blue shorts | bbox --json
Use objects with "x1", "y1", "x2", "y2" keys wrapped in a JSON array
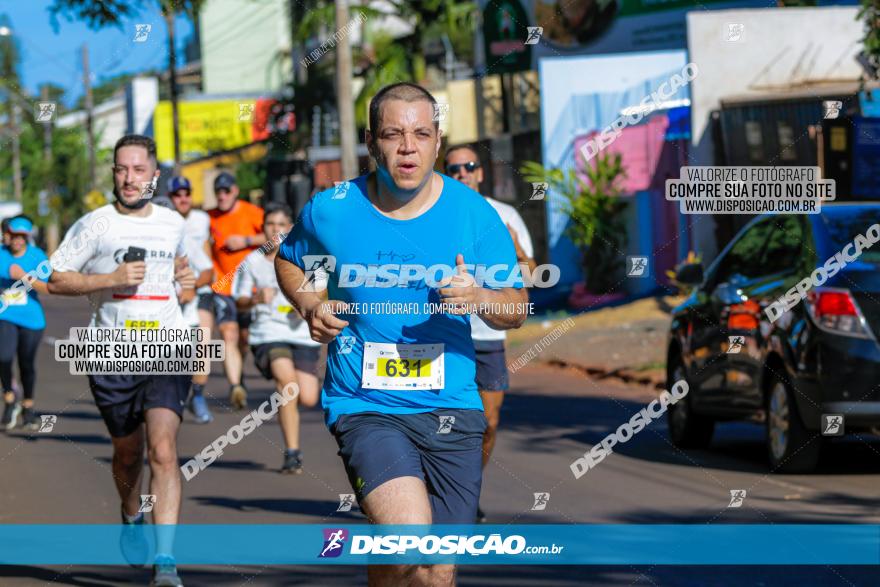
[
  {"x1": 88, "y1": 375, "x2": 190, "y2": 438},
  {"x1": 196, "y1": 292, "x2": 214, "y2": 312},
  {"x1": 474, "y1": 340, "x2": 509, "y2": 392},
  {"x1": 331, "y1": 409, "x2": 487, "y2": 524},
  {"x1": 251, "y1": 342, "x2": 320, "y2": 380},
  {"x1": 212, "y1": 294, "x2": 251, "y2": 329},
  {"x1": 211, "y1": 293, "x2": 236, "y2": 324}
]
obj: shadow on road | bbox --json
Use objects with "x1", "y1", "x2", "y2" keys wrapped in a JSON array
[
  {"x1": 46, "y1": 410, "x2": 103, "y2": 421},
  {"x1": 500, "y1": 390, "x2": 880, "y2": 476},
  {"x1": 190, "y1": 495, "x2": 364, "y2": 520},
  {"x1": 9, "y1": 433, "x2": 111, "y2": 446},
  {"x1": 6, "y1": 564, "x2": 880, "y2": 586}
]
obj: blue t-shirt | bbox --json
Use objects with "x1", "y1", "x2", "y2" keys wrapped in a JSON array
[
  {"x1": 278, "y1": 174, "x2": 522, "y2": 426},
  {"x1": 0, "y1": 244, "x2": 51, "y2": 330}
]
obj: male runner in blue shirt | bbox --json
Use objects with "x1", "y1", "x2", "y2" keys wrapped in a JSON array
[{"x1": 276, "y1": 82, "x2": 528, "y2": 586}]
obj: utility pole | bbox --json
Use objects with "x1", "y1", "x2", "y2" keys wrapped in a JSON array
[
  {"x1": 0, "y1": 20, "x2": 21, "y2": 202},
  {"x1": 10, "y1": 99, "x2": 21, "y2": 201},
  {"x1": 335, "y1": 0, "x2": 358, "y2": 178},
  {"x1": 289, "y1": 0, "x2": 306, "y2": 85},
  {"x1": 165, "y1": 9, "x2": 181, "y2": 170},
  {"x1": 82, "y1": 44, "x2": 96, "y2": 190},
  {"x1": 42, "y1": 83, "x2": 59, "y2": 252},
  {"x1": 474, "y1": 8, "x2": 486, "y2": 140}
]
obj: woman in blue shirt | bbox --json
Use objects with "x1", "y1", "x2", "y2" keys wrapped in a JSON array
[{"x1": 0, "y1": 217, "x2": 50, "y2": 431}]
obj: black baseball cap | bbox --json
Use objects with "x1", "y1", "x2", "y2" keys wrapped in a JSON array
[{"x1": 214, "y1": 172, "x2": 236, "y2": 192}]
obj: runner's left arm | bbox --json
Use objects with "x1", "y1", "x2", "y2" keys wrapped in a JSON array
[
  {"x1": 233, "y1": 262, "x2": 256, "y2": 311},
  {"x1": 174, "y1": 232, "x2": 196, "y2": 303},
  {"x1": 438, "y1": 254, "x2": 528, "y2": 330},
  {"x1": 438, "y1": 210, "x2": 530, "y2": 329},
  {"x1": 10, "y1": 253, "x2": 51, "y2": 294}
]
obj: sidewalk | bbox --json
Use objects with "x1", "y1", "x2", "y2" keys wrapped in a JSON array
[{"x1": 508, "y1": 295, "x2": 685, "y2": 388}]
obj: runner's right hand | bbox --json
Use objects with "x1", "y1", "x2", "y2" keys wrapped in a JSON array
[
  {"x1": 305, "y1": 300, "x2": 349, "y2": 343},
  {"x1": 8, "y1": 264, "x2": 25, "y2": 280},
  {"x1": 113, "y1": 261, "x2": 146, "y2": 286}
]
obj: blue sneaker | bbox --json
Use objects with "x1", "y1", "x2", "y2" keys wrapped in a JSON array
[
  {"x1": 188, "y1": 394, "x2": 213, "y2": 424},
  {"x1": 151, "y1": 554, "x2": 183, "y2": 586},
  {"x1": 119, "y1": 507, "x2": 148, "y2": 568}
]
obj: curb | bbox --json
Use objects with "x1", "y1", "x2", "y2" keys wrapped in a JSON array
[{"x1": 542, "y1": 358, "x2": 666, "y2": 390}]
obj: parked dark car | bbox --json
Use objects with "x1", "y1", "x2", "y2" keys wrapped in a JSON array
[{"x1": 666, "y1": 203, "x2": 880, "y2": 472}]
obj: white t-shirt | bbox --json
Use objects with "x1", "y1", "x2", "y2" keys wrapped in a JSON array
[
  {"x1": 181, "y1": 242, "x2": 213, "y2": 327},
  {"x1": 232, "y1": 249, "x2": 317, "y2": 347},
  {"x1": 183, "y1": 209, "x2": 212, "y2": 295},
  {"x1": 470, "y1": 196, "x2": 534, "y2": 343},
  {"x1": 52, "y1": 204, "x2": 188, "y2": 329}
]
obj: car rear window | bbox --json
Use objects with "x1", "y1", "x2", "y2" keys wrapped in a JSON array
[{"x1": 821, "y1": 208, "x2": 880, "y2": 265}]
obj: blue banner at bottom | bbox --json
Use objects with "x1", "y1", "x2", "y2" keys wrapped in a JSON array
[{"x1": 0, "y1": 525, "x2": 878, "y2": 565}]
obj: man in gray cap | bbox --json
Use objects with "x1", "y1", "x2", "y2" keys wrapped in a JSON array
[{"x1": 208, "y1": 172, "x2": 266, "y2": 410}]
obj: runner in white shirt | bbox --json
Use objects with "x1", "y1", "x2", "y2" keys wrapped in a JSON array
[
  {"x1": 444, "y1": 144, "x2": 537, "y2": 523},
  {"x1": 48, "y1": 135, "x2": 195, "y2": 587},
  {"x1": 168, "y1": 176, "x2": 215, "y2": 423},
  {"x1": 232, "y1": 203, "x2": 321, "y2": 474}
]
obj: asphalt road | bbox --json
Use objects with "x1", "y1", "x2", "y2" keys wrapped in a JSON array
[{"x1": 2, "y1": 296, "x2": 880, "y2": 586}]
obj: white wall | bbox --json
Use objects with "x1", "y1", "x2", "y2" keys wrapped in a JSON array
[
  {"x1": 687, "y1": 6, "x2": 862, "y2": 259},
  {"x1": 127, "y1": 77, "x2": 159, "y2": 137},
  {"x1": 200, "y1": 0, "x2": 290, "y2": 94},
  {"x1": 56, "y1": 97, "x2": 127, "y2": 150}
]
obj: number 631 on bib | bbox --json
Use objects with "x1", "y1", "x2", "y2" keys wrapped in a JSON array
[{"x1": 362, "y1": 342, "x2": 444, "y2": 391}]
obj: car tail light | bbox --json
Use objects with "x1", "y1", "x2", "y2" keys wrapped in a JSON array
[
  {"x1": 806, "y1": 288, "x2": 873, "y2": 338},
  {"x1": 727, "y1": 300, "x2": 760, "y2": 330}
]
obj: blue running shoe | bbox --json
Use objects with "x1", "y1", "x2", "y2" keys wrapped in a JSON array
[
  {"x1": 188, "y1": 394, "x2": 213, "y2": 424},
  {"x1": 151, "y1": 554, "x2": 183, "y2": 586},
  {"x1": 119, "y1": 507, "x2": 148, "y2": 568}
]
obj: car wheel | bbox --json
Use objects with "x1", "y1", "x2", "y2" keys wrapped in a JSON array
[
  {"x1": 766, "y1": 374, "x2": 820, "y2": 473},
  {"x1": 667, "y1": 358, "x2": 714, "y2": 448}
]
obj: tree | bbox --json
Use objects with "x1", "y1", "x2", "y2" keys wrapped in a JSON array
[
  {"x1": 859, "y1": 0, "x2": 880, "y2": 78},
  {"x1": 49, "y1": 0, "x2": 206, "y2": 167},
  {"x1": 521, "y1": 152, "x2": 629, "y2": 295},
  {"x1": 49, "y1": 0, "x2": 204, "y2": 31},
  {"x1": 0, "y1": 84, "x2": 97, "y2": 228},
  {"x1": 293, "y1": 1, "x2": 477, "y2": 129}
]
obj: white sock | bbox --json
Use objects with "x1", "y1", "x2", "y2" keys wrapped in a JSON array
[{"x1": 122, "y1": 509, "x2": 143, "y2": 524}]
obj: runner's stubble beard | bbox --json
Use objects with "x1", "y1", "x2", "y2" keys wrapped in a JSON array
[{"x1": 114, "y1": 175, "x2": 156, "y2": 211}]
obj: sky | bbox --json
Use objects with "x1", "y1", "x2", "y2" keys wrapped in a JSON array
[{"x1": 0, "y1": 0, "x2": 194, "y2": 107}]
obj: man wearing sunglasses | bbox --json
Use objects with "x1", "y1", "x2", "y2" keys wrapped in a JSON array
[
  {"x1": 207, "y1": 172, "x2": 267, "y2": 411},
  {"x1": 168, "y1": 177, "x2": 215, "y2": 424},
  {"x1": 444, "y1": 144, "x2": 537, "y2": 523}
]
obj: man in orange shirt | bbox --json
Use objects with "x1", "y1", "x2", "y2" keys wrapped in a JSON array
[{"x1": 208, "y1": 172, "x2": 266, "y2": 410}]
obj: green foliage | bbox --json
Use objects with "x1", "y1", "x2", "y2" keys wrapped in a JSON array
[
  {"x1": 233, "y1": 159, "x2": 265, "y2": 196},
  {"x1": 521, "y1": 153, "x2": 629, "y2": 294},
  {"x1": 48, "y1": 0, "x2": 206, "y2": 30},
  {"x1": 858, "y1": 0, "x2": 880, "y2": 76},
  {"x1": 0, "y1": 110, "x2": 96, "y2": 228},
  {"x1": 665, "y1": 251, "x2": 702, "y2": 294},
  {"x1": 293, "y1": 1, "x2": 477, "y2": 129}
]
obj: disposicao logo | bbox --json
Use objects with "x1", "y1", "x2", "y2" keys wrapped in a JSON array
[{"x1": 319, "y1": 528, "x2": 348, "y2": 558}]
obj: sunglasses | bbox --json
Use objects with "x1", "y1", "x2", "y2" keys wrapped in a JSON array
[
  {"x1": 170, "y1": 190, "x2": 191, "y2": 198},
  {"x1": 446, "y1": 162, "x2": 480, "y2": 175}
]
